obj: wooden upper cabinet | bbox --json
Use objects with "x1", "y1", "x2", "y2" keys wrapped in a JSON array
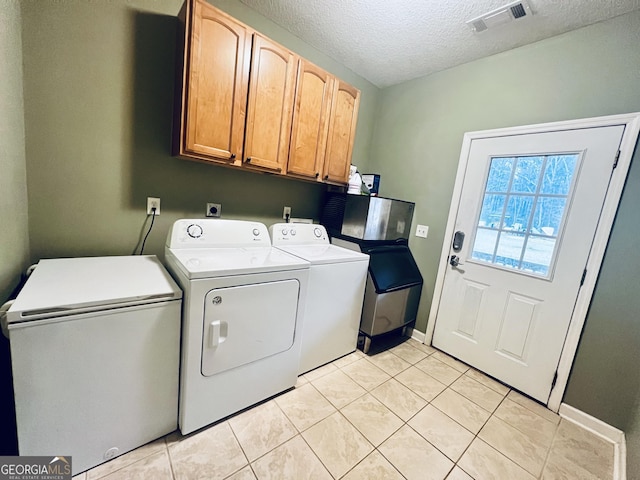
[
  {"x1": 323, "y1": 80, "x2": 361, "y2": 184},
  {"x1": 287, "y1": 60, "x2": 333, "y2": 181},
  {"x1": 243, "y1": 34, "x2": 297, "y2": 173},
  {"x1": 174, "y1": 0, "x2": 360, "y2": 184},
  {"x1": 180, "y1": 0, "x2": 250, "y2": 165}
]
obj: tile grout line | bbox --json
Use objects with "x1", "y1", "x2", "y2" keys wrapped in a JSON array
[
  {"x1": 269, "y1": 386, "x2": 365, "y2": 478},
  {"x1": 462, "y1": 388, "x2": 540, "y2": 478},
  {"x1": 164, "y1": 439, "x2": 177, "y2": 480},
  {"x1": 277, "y1": 381, "x2": 338, "y2": 433},
  {"x1": 401, "y1": 361, "x2": 519, "y2": 478},
  {"x1": 537, "y1": 420, "x2": 562, "y2": 480},
  {"x1": 332, "y1": 344, "x2": 430, "y2": 478},
  {"x1": 340, "y1": 345, "x2": 480, "y2": 478},
  {"x1": 392, "y1": 347, "x2": 489, "y2": 477},
  {"x1": 477, "y1": 399, "x2": 551, "y2": 478},
  {"x1": 224, "y1": 419, "x2": 254, "y2": 477},
  {"x1": 270, "y1": 345, "x2": 479, "y2": 478},
  {"x1": 430, "y1": 369, "x2": 562, "y2": 479},
  {"x1": 374, "y1": 445, "x2": 423, "y2": 479},
  {"x1": 437, "y1": 382, "x2": 508, "y2": 476},
  {"x1": 507, "y1": 390, "x2": 560, "y2": 423},
  {"x1": 296, "y1": 433, "x2": 333, "y2": 478},
  {"x1": 427, "y1": 345, "x2": 565, "y2": 478},
  {"x1": 251, "y1": 344, "x2": 521, "y2": 479}
]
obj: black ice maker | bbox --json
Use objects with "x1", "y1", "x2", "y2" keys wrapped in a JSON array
[
  {"x1": 322, "y1": 191, "x2": 423, "y2": 353},
  {"x1": 358, "y1": 242, "x2": 423, "y2": 352}
]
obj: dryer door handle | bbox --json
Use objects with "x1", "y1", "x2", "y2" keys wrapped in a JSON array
[{"x1": 209, "y1": 320, "x2": 228, "y2": 348}]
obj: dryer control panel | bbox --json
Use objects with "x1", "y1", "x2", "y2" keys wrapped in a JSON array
[
  {"x1": 166, "y1": 219, "x2": 271, "y2": 248},
  {"x1": 270, "y1": 223, "x2": 329, "y2": 245}
]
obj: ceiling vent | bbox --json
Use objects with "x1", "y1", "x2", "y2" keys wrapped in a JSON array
[{"x1": 466, "y1": 0, "x2": 534, "y2": 33}]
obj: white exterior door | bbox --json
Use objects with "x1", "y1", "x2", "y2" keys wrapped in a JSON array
[{"x1": 432, "y1": 125, "x2": 625, "y2": 403}]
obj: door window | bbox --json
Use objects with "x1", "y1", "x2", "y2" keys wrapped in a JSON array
[{"x1": 471, "y1": 154, "x2": 580, "y2": 278}]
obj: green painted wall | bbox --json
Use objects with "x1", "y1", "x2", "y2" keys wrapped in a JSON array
[
  {"x1": 628, "y1": 396, "x2": 640, "y2": 480},
  {"x1": 368, "y1": 7, "x2": 640, "y2": 454},
  {"x1": 20, "y1": 0, "x2": 379, "y2": 263},
  {"x1": 0, "y1": 0, "x2": 29, "y2": 303}
]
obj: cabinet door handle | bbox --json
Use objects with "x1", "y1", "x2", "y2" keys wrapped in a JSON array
[
  {"x1": 315, "y1": 172, "x2": 319, "y2": 178},
  {"x1": 230, "y1": 153, "x2": 236, "y2": 160},
  {"x1": 324, "y1": 175, "x2": 329, "y2": 180},
  {"x1": 245, "y1": 157, "x2": 252, "y2": 163}
]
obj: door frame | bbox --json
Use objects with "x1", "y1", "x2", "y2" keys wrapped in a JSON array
[{"x1": 424, "y1": 112, "x2": 640, "y2": 411}]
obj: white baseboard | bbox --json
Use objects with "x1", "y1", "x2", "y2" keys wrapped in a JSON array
[
  {"x1": 559, "y1": 403, "x2": 626, "y2": 480},
  {"x1": 410, "y1": 329, "x2": 426, "y2": 343},
  {"x1": 619, "y1": 436, "x2": 626, "y2": 480}
]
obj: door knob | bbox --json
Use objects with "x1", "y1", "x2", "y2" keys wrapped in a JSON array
[{"x1": 449, "y1": 255, "x2": 464, "y2": 267}]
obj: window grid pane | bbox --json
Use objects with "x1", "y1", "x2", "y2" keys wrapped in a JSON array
[{"x1": 471, "y1": 153, "x2": 579, "y2": 278}]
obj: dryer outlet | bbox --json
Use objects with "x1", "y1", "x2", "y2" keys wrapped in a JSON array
[{"x1": 206, "y1": 203, "x2": 222, "y2": 217}]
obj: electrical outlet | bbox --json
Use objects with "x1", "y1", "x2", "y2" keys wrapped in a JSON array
[
  {"x1": 416, "y1": 224, "x2": 429, "y2": 238},
  {"x1": 283, "y1": 206, "x2": 291, "y2": 219},
  {"x1": 147, "y1": 197, "x2": 160, "y2": 215},
  {"x1": 206, "y1": 203, "x2": 222, "y2": 217}
]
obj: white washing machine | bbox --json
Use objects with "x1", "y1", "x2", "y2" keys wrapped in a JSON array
[
  {"x1": 3, "y1": 256, "x2": 181, "y2": 475},
  {"x1": 165, "y1": 219, "x2": 309, "y2": 435},
  {"x1": 270, "y1": 223, "x2": 369, "y2": 374}
]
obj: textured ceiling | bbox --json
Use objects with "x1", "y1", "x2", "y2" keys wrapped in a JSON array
[{"x1": 238, "y1": 0, "x2": 640, "y2": 87}]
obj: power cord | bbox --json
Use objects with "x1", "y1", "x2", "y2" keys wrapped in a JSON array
[{"x1": 137, "y1": 207, "x2": 156, "y2": 255}]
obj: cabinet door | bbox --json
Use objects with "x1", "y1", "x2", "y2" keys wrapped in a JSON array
[
  {"x1": 323, "y1": 80, "x2": 361, "y2": 184},
  {"x1": 183, "y1": 0, "x2": 250, "y2": 164},
  {"x1": 244, "y1": 34, "x2": 297, "y2": 173},
  {"x1": 287, "y1": 60, "x2": 333, "y2": 180}
]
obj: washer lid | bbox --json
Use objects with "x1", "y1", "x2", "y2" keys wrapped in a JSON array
[
  {"x1": 7, "y1": 256, "x2": 181, "y2": 324},
  {"x1": 166, "y1": 246, "x2": 309, "y2": 279},
  {"x1": 274, "y1": 244, "x2": 369, "y2": 265}
]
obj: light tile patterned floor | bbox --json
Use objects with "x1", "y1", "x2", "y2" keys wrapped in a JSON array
[{"x1": 75, "y1": 339, "x2": 616, "y2": 479}]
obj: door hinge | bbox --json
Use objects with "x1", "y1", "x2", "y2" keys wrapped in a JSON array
[
  {"x1": 551, "y1": 370, "x2": 558, "y2": 390},
  {"x1": 613, "y1": 150, "x2": 621, "y2": 169},
  {"x1": 580, "y1": 269, "x2": 587, "y2": 286}
]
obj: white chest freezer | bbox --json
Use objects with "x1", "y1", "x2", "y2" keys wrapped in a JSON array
[{"x1": 4, "y1": 255, "x2": 182, "y2": 475}]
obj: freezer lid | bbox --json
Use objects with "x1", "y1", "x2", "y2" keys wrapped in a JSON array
[
  {"x1": 165, "y1": 246, "x2": 309, "y2": 279},
  {"x1": 274, "y1": 245, "x2": 369, "y2": 265},
  {"x1": 366, "y1": 245, "x2": 423, "y2": 293},
  {"x1": 7, "y1": 256, "x2": 181, "y2": 324}
]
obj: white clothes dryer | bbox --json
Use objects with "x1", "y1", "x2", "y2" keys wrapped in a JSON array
[
  {"x1": 165, "y1": 219, "x2": 309, "y2": 434},
  {"x1": 270, "y1": 223, "x2": 369, "y2": 374}
]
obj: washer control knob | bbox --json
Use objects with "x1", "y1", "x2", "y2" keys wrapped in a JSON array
[
  {"x1": 252, "y1": 228, "x2": 260, "y2": 236},
  {"x1": 281, "y1": 228, "x2": 288, "y2": 235},
  {"x1": 290, "y1": 229, "x2": 296, "y2": 236},
  {"x1": 313, "y1": 227, "x2": 322, "y2": 238},
  {"x1": 187, "y1": 224, "x2": 203, "y2": 238}
]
